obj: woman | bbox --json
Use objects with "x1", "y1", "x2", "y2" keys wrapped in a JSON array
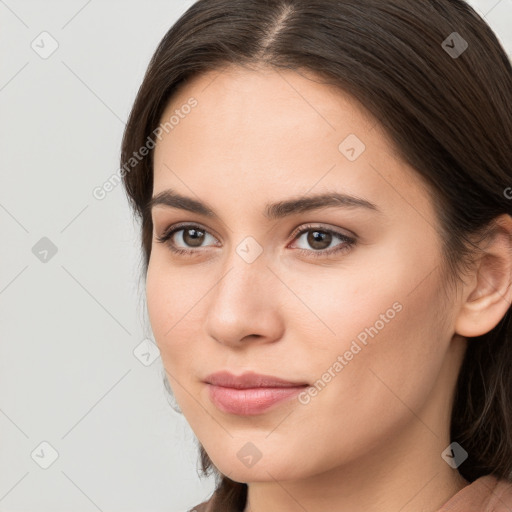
[{"x1": 120, "y1": 0, "x2": 512, "y2": 510}]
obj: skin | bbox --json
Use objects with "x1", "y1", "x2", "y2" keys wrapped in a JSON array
[{"x1": 147, "y1": 65, "x2": 512, "y2": 512}]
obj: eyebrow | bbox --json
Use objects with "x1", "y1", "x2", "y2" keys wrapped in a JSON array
[{"x1": 148, "y1": 189, "x2": 381, "y2": 220}]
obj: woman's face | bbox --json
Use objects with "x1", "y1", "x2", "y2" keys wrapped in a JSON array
[{"x1": 147, "y1": 65, "x2": 466, "y2": 482}]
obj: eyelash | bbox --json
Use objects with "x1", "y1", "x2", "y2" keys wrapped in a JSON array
[{"x1": 155, "y1": 222, "x2": 356, "y2": 259}]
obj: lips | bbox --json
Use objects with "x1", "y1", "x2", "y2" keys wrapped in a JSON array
[
  {"x1": 203, "y1": 370, "x2": 309, "y2": 389},
  {"x1": 203, "y1": 371, "x2": 309, "y2": 415}
]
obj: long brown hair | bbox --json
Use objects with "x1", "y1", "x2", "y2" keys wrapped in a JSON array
[{"x1": 121, "y1": 0, "x2": 512, "y2": 507}]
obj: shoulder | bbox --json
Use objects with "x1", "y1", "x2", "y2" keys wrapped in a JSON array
[
  {"x1": 487, "y1": 475, "x2": 512, "y2": 511},
  {"x1": 438, "y1": 474, "x2": 512, "y2": 511},
  {"x1": 187, "y1": 494, "x2": 216, "y2": 512}
]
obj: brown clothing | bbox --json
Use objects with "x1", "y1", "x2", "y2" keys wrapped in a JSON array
[{"x1": 189, "y1": 475, "x2": 512, "y2": 512}]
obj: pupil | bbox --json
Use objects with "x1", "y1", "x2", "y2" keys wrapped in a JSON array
[
  {"x1": 185, "y1": 228, "x2": 204, "y2": 247},
  {"x1": 308, "y1": 230, "x2": 331, "y2": 249}
]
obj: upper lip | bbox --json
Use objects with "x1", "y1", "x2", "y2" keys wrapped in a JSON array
[{"x1": 204, "y1": 371, "x2": 309, "y2": 389}]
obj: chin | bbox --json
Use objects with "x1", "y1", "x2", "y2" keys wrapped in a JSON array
[{"x1": 207, "y1": 449, "x2": 313, "y2": 483}]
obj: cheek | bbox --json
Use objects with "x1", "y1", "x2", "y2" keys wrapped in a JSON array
[
  {"x1": 292, "y1": 242, "x2": 449, "y2": 419},
  {"x1": 146, "y1": 260, "x2": 173, "y2": 341},
  {"x1": 145, "y1": 259, "x2": 195, "y2": 362},
  {"x1": 284, "y1": 239, "x2": 440, "y2": 358},
  {"x1": 145, "y1": 255, "x2": 218, "y2": 391},
  {"x1": 304, "y1": 260, "x2": 447, "y2": 421}
]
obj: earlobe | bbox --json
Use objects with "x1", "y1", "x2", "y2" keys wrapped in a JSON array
[{"x1": 454, "y1": 214, "x2": 512, "y2": 338}]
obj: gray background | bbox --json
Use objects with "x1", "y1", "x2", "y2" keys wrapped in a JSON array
[{"x1": 0, "y1": 1, "x2": 511, "y2": 511}]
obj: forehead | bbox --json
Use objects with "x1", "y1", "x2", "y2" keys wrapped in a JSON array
[
  {"x1": 162, "y1": 64, "x2": 378, "y2": 139},
  {"x1": 155, "y1": 66, "x2": 380, "y2": 173},
  {"x1": 151, "y1": 65, "x2": 435, "y2": 226}
]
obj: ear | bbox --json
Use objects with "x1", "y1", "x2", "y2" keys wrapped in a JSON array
[{"x1": 455, "y1": 214, "x2": 512, "y2": 338}]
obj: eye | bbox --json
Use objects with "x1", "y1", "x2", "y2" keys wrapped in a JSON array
[
  {"x1": 289, "y1": 224, "x2": 356, "y2": 258},
  {"x1": 155, "y1": 223, "x2": 356, "y2": 258},
  {"x1": 155, "y1": 223, "x2": 219, "y2": 256}
]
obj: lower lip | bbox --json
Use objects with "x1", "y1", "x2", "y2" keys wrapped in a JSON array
[{"x1": 206, "y1": 384, "x2": 307, "y2": 415}]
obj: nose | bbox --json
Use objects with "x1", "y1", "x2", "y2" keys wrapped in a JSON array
[{"x1": 204, "y1": 252, "x2": 285, "y2": 348}]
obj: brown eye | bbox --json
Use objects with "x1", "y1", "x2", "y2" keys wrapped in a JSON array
[
  {"x1": 290, "y1": 225, "x2": 356, "y2": 258},
  {"x1": 155, "y1": 223, "x2": 219, "y2": 255},
  {"x1": 306, "y1": 230, "x2": 333, "y2": 250},
  {"x1": 181, "y1": 227, "x2": 206, "y2": 247}
]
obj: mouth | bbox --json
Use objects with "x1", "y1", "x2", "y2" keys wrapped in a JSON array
[{"x1": 203, "y1": 371, "x2": 309, "y2": 416}]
